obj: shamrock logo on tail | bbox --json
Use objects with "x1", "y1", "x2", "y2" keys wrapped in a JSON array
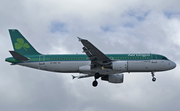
[{"x1": 14, "y1": 38, "x2": 30, "y2": 51}]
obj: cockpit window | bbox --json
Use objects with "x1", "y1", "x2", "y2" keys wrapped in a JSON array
[{"x1": 162, "y1": 57, "x2": 168, "y2": 60}]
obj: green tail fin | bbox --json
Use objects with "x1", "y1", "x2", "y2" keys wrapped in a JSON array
[{"x1": 9, "y1": 29, "x2": 41, "y2": 55}]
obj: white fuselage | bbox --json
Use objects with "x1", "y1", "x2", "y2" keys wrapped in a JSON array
[{"x1": 19, "y1": 59, "x2": 176, "y2": 75}]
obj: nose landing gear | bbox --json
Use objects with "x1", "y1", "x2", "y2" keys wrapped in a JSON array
[
  {"x1": 151, "y1": 71, "x2": 156, "y2": 82},
  {"x1": 152, "y1": 77, "x2": 156, "y2": 82}
]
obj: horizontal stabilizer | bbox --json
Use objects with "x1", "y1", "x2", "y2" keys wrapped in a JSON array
[
  {"x1": 9, "y1": 51, "x2": 30, "y2": 61},
  {"x1": 72, "y1": 74, "x2": 93, "y2": 79}
]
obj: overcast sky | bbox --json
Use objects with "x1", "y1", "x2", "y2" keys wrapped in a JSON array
[{"x1": 1, "y1": 0, "x2": 180, "y2": 111}]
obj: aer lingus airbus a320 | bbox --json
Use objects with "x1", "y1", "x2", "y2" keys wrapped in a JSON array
[{"x1": 5, "y1": 29, "x2": 176, "y2": 87}]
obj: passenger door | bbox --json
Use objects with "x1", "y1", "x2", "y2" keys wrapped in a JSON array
[
  {"x1": 151, "y1": 55, "x2": 157, "y2": 63},
  {"x1": 39, "y1": 55, "x2": 45, "y2": 65}
]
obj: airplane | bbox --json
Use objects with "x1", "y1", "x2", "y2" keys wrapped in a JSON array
[{"x1": 5, "y1": 29, "x2": 176, "y2": 87}]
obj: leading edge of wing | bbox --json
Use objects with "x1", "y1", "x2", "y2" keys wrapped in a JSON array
[{"x1": 77, "y1": 37, "x2": 111, "y2": 62}]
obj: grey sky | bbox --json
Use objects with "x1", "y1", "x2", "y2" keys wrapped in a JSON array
[{"x1": 1, "y1": 0, "x2": 180, "y2": 111}]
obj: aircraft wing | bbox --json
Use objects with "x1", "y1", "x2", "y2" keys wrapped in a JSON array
[{"x1": 78, "y1": 37, "x2": 112, "y2": 68}]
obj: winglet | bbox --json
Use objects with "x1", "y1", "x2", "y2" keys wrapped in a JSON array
[{"x1": 77, "y1": 37, "x2": 82, "y2": 41}]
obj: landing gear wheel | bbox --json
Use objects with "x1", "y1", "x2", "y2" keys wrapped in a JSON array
[
  {"x1": 151, "y1": 71, "x2": 156, "y2": 82},
  {"x1": 95, "y1": 73, "x2": 100, "y2": 79},
  {"x1": 152, "y1": 77, "x2": 156, "y2": 82},
  {"x1": 92, "y1": 80, "x2": 98, "y2": 87}
]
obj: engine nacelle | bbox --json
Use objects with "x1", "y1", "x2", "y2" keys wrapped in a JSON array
[
  {"x1": 101, "y1": 74, "x2": 124, "y2": 83},
  {"x1": 112, "y1": 61, "x2": 127, "y2": 72}
]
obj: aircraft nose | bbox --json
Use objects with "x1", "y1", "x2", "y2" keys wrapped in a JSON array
[{"x1": 170, "y1": 61, "x2": 176, "y2": 69}]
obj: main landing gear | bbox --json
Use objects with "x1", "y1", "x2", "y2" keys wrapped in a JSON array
[
  {"x1": 92, "y1": 80, "x2": 98, "y2": 87},
  {"x1": 151, "y1": 71, "x2": 156, "y2": 82},
  {"x1": 92, "y1": 73, "x2": 100, "y2": 87}
]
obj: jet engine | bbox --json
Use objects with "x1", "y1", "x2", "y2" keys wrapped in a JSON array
[{"x1": 101, "y1": 74, "x2": 124, "y2": 83}]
